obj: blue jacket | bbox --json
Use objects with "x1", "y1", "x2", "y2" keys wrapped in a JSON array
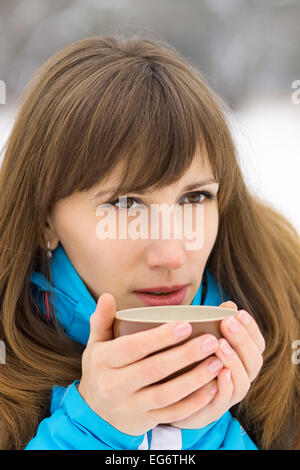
[{"x1": 26, "y1": 243, "x2": 258, "y2": 450}]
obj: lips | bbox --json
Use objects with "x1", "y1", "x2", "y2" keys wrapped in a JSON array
[
  {"x1": 134, "y1": 285, "x2": 188, "y2": 294},
  {"x1": 133, "y1": 286, "x2": 188, "y2": 306}
]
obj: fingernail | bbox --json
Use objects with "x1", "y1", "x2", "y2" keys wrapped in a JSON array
[
  {"x1": 201, "y1": 335, "x2": 218, "y2": 352},
  {"x1": 225, "y1": 370, "x2": 231, "y2": 383},
  {"x1": 238, "y1": 310, "x2": 250, "y2": 325},
  {"x1": 174, "y1": 322, "x2": 192, "y2": 337},
  {"x1": 226, "y1": 317, "x2": 241, "y2": 333},
  {"x1": 210, "y1": 384, "x2": 218, "y2": 395},
  {"x1": 208, "y1": 359, "x2": 223, "y2": 373},
  {"x1": 226, "y1": 301, "x2": 238, "y2": 309},
  {"x1": 220, "y1": 339, "x2": 233, "y2": 356}
]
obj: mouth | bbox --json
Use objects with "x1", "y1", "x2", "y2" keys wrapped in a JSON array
[{"x1": 133, "y1": 285, "x2": 188, "y2": 306}]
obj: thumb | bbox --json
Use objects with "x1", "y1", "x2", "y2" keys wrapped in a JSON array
[
  {"x1": 87, "y1": 292, "x2": 117, "y2": 346},
  {"x1": 219, "y1": 300, "x2": 238, "y2": 310}
]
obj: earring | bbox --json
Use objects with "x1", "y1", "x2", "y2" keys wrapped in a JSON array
[{"x1": 47, "y1": 241, "x2": 52, "y2": 259}]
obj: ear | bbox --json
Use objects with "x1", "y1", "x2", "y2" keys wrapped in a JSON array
[{"x1": 39, "y1": 216, "x2": 60, "y2": 251}]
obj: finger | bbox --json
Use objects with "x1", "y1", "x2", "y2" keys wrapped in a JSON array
[
  {"x1": 205, "y1": 367, "x2": 234, "y2": 416},
  {"x1": 169, "y1": 369, "x2": 233, "y2": 428},
  {"x1": 168, "y1": 378, "x2": 219, "y2": 428},
  {"x1": 87, "y1": 293, "x2": 116, "y2": 346},
  {"x1": 220, "y1": 316, "x2": 264, "y2": 382},
  {"x1": 215, "y1": 338, "x2": 251, "y2": 404},
  {"x1": 235, "y1": 310, "x2": 266, "y2": 354},
  {"x1": 150, "y1": 376, "x2": 221, "y2": 426},
  {"x1": 137, "y1": 352, "x2": 223, "y2": 409},
  {"x1": 219, "y1": 300, "x2": 238, "y2": 310},
  {"x1": 103, "y1": 320, "x2": 194, "y2": 368},
  {"x1": 126, "y1": 334, "x2": 223, "y2": 392}
]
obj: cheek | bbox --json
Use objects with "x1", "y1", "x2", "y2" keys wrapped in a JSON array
[
  {"x1": 52, "y1": 202, "x2": 103, "y2": 276},
  {"x1": 79, "y1": 239, "x2": 135, "y2": 300},
  {"x1": 207, "y1": 204, "x2": 219, "y2": 238},
  {"x1": 94, "y1": 239, "x2": 133, "y2": 265},
  {"x1": 201, "y1": 203, "x2": 219, "y2": 253},
  {"x1": 85, "y1": 238, "x2": 136, "y2": 282},
  {"x1": 55, "y1": 210, "x2": 95, "y2": 251},
  {"x1": 186, "y1": 205, "x2": 218, "y2": 270}
]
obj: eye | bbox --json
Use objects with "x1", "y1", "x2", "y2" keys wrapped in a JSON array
[
  {"x1": 108, "y1": 196, "x2": 144, "y2": 210},
  {"x1": 105, "y1": 191, "x2": 217, "y2": 209},
  {"x1": 180, "y1": 191, "x2": 217, "y2": 205}
]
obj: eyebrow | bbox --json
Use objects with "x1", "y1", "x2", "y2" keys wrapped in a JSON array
[{"x1": 92, "y1": 178, "x2": 219, "y2": 201}]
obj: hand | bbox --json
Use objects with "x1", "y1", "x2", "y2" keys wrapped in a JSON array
[
  {"x1": 78, "y1": 293, "x2": 228, "y2": 436},
  {"x1": 170, "y1": 301, "x2": 265, "y2": 429}
]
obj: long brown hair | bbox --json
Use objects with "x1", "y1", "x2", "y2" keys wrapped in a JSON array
[{"x1": 0, "y1": 35, "x2": 299, "y2": 450}]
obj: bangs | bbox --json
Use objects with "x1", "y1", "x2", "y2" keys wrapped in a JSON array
[
  {"x1": 39, "y1": 37, "x2": 234, "y2": 209},
  {"x1": 92, "y1": 67, "x2": 208, "y2": 202}
]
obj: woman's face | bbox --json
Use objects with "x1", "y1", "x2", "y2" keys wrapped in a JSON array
[{"x1": 44, "y1": 151, "x2": 219, "y2": 310}]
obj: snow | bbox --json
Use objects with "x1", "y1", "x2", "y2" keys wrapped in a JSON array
[{"x1": 230, "y1": 96, "x2": 300, "y2": 234}]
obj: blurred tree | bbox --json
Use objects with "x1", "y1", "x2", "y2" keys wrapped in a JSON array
[{"x1": 0, "y1": 0, "x2": 299, "y2": 108}]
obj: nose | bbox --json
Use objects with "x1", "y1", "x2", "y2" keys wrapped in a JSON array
[{"x1": 145, "y1": 239, "x2": 186, "y2": 270}]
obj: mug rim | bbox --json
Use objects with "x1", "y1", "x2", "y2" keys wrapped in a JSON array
[{"x1": 115, "y1": 305, "x2": 235, "y2": 323}]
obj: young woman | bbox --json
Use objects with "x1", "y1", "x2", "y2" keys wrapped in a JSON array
[{"x1": 0, "y1": 35, "x2": 299, "y2": 450}]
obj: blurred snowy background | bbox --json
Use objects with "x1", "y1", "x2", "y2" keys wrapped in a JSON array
[{"x1": 0, "y1": 0, "x2": 299, "y2": 232}]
